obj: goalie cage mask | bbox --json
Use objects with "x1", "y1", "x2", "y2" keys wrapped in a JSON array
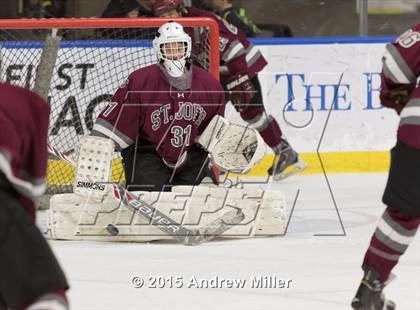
[{"x1": 153, "y1": 21, "x2": 192, "y2": 78}]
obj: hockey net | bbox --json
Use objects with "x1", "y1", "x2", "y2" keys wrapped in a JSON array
[{"x1": 0, "y1": 18, "x2": 219, "y2": 198}]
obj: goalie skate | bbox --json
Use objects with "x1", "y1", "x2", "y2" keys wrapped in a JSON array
[{"x1": 268, "y1": 139, "x2": 307, "y2": 181}]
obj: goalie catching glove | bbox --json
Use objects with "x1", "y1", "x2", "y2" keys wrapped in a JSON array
[
  {"x1": 226, "y1": 73, "x2": 256, "y2": 112},
  {"x1": 197, "y1": 115, "x2": 265, "y2": 174}
]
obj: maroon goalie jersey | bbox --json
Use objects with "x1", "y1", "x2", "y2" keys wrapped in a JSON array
[
  {"x1": 184, "y1": 7, "x2": 267, "y2": 84},
  {"x1": 0, "y1": 83, "x2": 50, "y2": 217},
  {"x1": 92, "y1": 64, "x2": 225, "y2": 167},
  {"x1": 380, "y1": 23, "x2": 420, "y2": 149}
]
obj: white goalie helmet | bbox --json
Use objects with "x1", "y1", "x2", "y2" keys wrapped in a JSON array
[{"x1": 153, "y1": 21, "x2": 192, "y2": 78}]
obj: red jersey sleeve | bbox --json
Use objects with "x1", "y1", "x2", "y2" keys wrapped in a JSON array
[
  {"x1": 217, "y1": 20, "x2": 249, "y2": 81},
  {"x1": 92, "y1": 75, "x2": 141, "y2": 150}
]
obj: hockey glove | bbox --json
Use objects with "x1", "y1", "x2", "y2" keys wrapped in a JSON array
[
  {"x1": 226, "y1": 73, "x2": 256, "y2": 112},
  {"x1": 197, "y1": 115, "x2": 265, "y2": 174},
  {"x1": 381, "y1": 83, "x2": 415, "y2": 113}
]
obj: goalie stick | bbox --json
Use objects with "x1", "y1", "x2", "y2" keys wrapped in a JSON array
[
  {"x1": 47, "y1": 143, "x2": 245, "y2": 245},
  {"x1": 112, "y1": 184, "x2": 244, "y2": 245}
]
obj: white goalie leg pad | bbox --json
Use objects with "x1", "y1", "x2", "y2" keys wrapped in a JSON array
[
  {"x1": 47, "y1": 192, "x2": 182, "y2": 242},
  {"x1": 172, "y1": 185, "x2": 287, "y2": 237},
  {"x1": 47, "y1": 185, "x2": 287, "y2": 242},
  {"x1": 73, "y1": 136, "x2": 114, "y2": 200},
  {"x1": 48, "y1": 188, "x2": 243, "y2": 242},
  {"x1": 247, "y1": 190, "x2": 288, "y2": 237},
  {"x1": 197, "y1": 115, "x2": 266, "y2": 174}
]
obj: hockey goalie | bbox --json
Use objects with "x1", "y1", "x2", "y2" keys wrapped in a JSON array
[{"x1": 47, "y1": 22, "x2": 287, "y2": 244}]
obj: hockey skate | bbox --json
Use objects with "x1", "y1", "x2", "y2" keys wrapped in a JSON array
[
  {"x1": 268, "y1": 140, "x2": 306, "y2": 181},
  {"x1": 351, "y1": 268, "x2": 396, "y2": 310}
]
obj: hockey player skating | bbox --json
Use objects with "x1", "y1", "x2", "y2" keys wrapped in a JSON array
[
  {"x1": 351, "y1": 23, "x2": 420, "y2": 310},
  {"x1": 92, "y1": 21, "x2": 226, "y2": 192},
  {"x1": 0, "y1": 83, "x2": 69, "y2": 309},
  {"x1": 153, "y1": 0, "x2": 305, "y2": 180}
]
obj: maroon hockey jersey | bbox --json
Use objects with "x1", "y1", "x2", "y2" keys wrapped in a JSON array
[
  {"x1": 92, "y1": 64, "x2": 225, "y2": 167},
  {"x1": 0, "y1": 83, "x2": 50, "y2": 217},
  {"x1": 185, "y1": 7, "x2": 267, "y2": 84},
  {"x1": 380, "y1": 23, "x2": 420, "y2": 149}
]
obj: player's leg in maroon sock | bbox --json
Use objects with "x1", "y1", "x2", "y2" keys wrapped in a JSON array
[
  {"x1": 240, "y1": 76, "x2": 283, "y2": 152},
  {"x1": 362, "y1": 206, "x2": 420, "y2": 282},
  {"x1": 353, "y1": 135, "x2": 420, "y2": 310}
]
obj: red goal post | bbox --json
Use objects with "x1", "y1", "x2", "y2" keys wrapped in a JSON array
[{"x1": 0, "y1": 18, "x2": 220, "y2": 196}]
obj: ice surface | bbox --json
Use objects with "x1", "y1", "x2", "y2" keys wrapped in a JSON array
[{"x1": 38, "y1": 173, "x2": 420, "y2": 310}]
